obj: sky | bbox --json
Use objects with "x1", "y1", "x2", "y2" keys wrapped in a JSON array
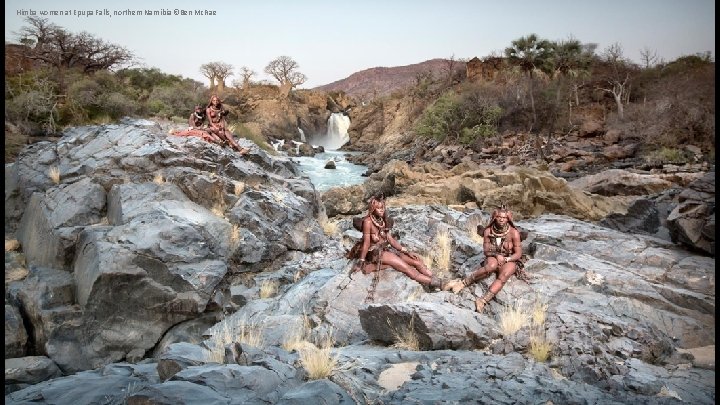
[{"x1": 4, "y1": 0, "x2": 715, "y2": 89}]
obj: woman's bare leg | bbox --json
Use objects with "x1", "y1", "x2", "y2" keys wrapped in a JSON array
[{"x1": 380, "y1": 251, "x2": 432, "y2": 285}]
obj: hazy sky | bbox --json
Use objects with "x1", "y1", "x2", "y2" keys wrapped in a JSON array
[{"x1": 5, "y1": 0, "x2": 715, "y2": 88}]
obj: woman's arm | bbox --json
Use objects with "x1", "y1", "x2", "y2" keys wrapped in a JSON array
[
  {"x1": 386, "y1": 233, "x2": 408, "y2": 254},
  {"x1": 358, "y1": 218, "x2": 373, "y2": 262}
]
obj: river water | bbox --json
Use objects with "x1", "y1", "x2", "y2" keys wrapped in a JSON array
[{"x1": 293, "y1": 151, "x2": 367, "y2": 192}]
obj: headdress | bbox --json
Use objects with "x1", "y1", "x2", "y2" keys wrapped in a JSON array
[{"x1": 489, "y1": 204, "x2": 515, "y2": 228}]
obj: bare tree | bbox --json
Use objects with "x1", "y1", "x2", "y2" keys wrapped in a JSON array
[
  {"x1": 597, "y1": 42, "x2": 632, "y2": 120},
  {"x1": 237, "y1": 66, "x2": 256, "y2": 89},
  {"x1": 639, "y1": 46, "x2": 659, "y2": 69},
  {"x1": 199, "y1": 61, "x2": 233, "y2": 93},
  {"x1": 442, "y1": 54, "x2": 459, "y2": 84},
  {"x1": 264, "y1": 56, "x2": 307, "y2": 98},
  {"x1": 15, "y1": 17, "x2": 134, "y2": 88}
]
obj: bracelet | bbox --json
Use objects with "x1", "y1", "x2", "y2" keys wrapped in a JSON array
[
  {"x1": 401, "y1": 248, "x2": 408, "y2": 254},
  {"x1": 359, "y1": 259, "x2": 366, "y2": 262}
]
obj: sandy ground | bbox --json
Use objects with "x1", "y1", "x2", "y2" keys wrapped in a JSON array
[
  {"x1": 677, "y1": 345, "x2": 715, "y2": 370},
  {"x1": 377, "y1": 362, "x2": 420, "y2": 391}
]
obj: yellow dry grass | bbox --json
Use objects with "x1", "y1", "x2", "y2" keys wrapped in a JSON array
[
  {"x1": 259, "y1": 279, "x2": 279, "y2": 299},
  {"x1": 497, "y1": 300, "x2": 529, "y2": 336},
  {"x1": 298, "y1": 329, "x2": 338, "y2": 380},
  {"x1": 5, "y1": 239, "x2": 20, "y2": 252},
  {"x1": 320, "y1": 218, "x2": 339, "y2": 237},
  {"x1": 282, "y1": 313, "x2": 313, "y2": 353},
  {"x1": 152, "y1": 173, "x2": 164, "y2": 184},
  {"x1": 528, "y1": 332, "x2": 552, "y2": 362},
  {"x1": 230, "y1": 224, "x2": 241, "y2": 248},
  {"x1": 205, "y1": 318, "x2": 264, "y2": 364},
  {"x1": 433, "y1": 230, "x2": 452, "y2": 274},
  {"x1": 388, "y1": 315, "x2": 420, "y2": 351},
  {"x1": 233, "y1": 181, "x2": 245, "y2": 196},
  {"x1": 48, "y1": 166, "x2": 61, "y2": 184}
]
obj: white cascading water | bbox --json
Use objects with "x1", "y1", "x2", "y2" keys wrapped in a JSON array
[
  {"x1": 297, "y1": 127, "x2": 306, "y2": 142},
  {"x1": 309, "y1": 113, "x2": 350, "y2": 150}
]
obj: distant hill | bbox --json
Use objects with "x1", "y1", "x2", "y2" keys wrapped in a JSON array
[{"x1": 314, "y1": 58, "x2": 455, "y2": 100}]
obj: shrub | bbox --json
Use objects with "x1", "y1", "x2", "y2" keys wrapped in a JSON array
[
  {"x1": 415, "y1": 89, "x2": 502, "y2": 145},
  {"x1": 298, "y1": 329, "x2": 338, "y2": 380}
]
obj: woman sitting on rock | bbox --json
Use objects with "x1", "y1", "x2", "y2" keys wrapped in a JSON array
[
  {"x1": 206, "y1": 95, "x2": 249, "y2": 155},
  {"x1": 443, "y1": 205, "x2": 528, "y2": 312},
  {"x1": 347, "y1": 193, "x2": 448, "y2": 290}
]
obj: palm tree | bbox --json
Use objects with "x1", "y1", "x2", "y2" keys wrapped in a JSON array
[
  {"x1": 504, "y1": 34, "x2": 554, "y2": 131},
  {"x1": 504, "y1": 34, "x2": 553, "y2": 159}
]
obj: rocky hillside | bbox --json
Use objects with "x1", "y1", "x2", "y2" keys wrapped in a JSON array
[{"x1": 313, "y1": 58, "x2": 455, "y2": 100}]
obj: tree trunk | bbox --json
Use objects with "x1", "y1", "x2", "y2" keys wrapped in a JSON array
[
  {"x1": 614, "y1": 93, "x2": 624, "y2": 120},
  {"x1": 279, "y1": 81, "x2": 292, "y2": 98}
]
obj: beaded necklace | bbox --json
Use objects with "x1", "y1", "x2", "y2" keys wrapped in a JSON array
[{"x1": 370, "y1": 214, "x2": 386, "y2": 238}]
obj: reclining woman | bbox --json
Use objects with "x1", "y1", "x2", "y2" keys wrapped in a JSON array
[
  {"x1": 347, "y1": 193, "x2": 447, "y2": 290},
  {"x1": 443, "y1": 205, "x2": 528, "y2": 312},
  {"x1": 170, "y1": 105, "x2": 223, "y2": 144}
]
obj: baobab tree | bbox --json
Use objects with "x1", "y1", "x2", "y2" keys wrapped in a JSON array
[
  {"x1": 199, "y1": 61, "x2": 234, "y2": 93},
  {"x1": 15, "y1": 16, "x2": 134, "y2": 89},
  {"x1": 237, "y1": 66, "x2": 256, "y2": 89},
  {"x1": 264, "y1": 56, "x2": 307, "y2": 98}
]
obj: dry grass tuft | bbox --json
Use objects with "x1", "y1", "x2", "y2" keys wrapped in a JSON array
[
  {"x1": 657, "y1": 385, "x2": 683, "y2": 401},
  {"x1": 211, "y1": 191, "x2": 227, "y2": 218},
  {"x1": 388, "y1": 315, "x2": 420, "y2": 351},
  {"x1": 230, "y1": 224, "x2": 241, "y2": 248},
  {"x1": 233, "y1": 181, "x2": 245, "y2": 196},
  {"x1": 204, "y1": 318, "x2": 264, "y2": 363},
  {"x1": 528, "y1": 332, "x2": 552, "y2": 362},
  {"x1": 48, "y1": 166, "x2": 61, "y2": 184},
  {"x1": 497, "y1": 300, "x2": 529, "y2": 336},
  {"x1": 434, "y1": 229, "x2": 452, "y2": 274},
  {"x1": 5, "y1": 239, "x2": 20, "y2": 252},
  {"x1": 423, "y1": 229, "x2": 453, "y2": 276},
  {"x1": 152, "y1": 173, "x2": 164, "y2": 184},
  {"x1": 259, "y1": 279, "x2": 279, "y2": 299},
  {"x1": 531, "y1": 300, "x2": 548, "y2": 327},
  {"x1": 282, "y1": 313, "x2": 313, "y2": 353},
  {"x1": 298, "y1": 329, "x2": 339, "y2": 380},
  {"x1": 320, "y1": 218, "x2": 339, "y2": 237},
  {"x1": 527, "y1": 296, "x2": 552, "y2": 362}
]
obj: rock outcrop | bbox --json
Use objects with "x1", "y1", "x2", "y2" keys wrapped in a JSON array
[
  {"x1": 4, "y1": 119, "x2": 325, "y2": 375},
  {"x1": 6, "y1": 205, "x2": 715, "y2": 404}
]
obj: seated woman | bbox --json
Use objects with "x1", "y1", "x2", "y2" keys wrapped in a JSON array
[
  {"x1": 346, "y1": 193, "x2": 447, "y2": 290},
  {"x1": 443, "y1": 205, "x2": 528, "y2": 312},
  {"x1": 206, "y1": 95, "x2": 249, "y2": 155}
]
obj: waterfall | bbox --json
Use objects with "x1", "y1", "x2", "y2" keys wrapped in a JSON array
[
  {"x1": 309, "y1": 113, "x2": 350, "y2": 150},
  {"x1": 297, "y1": 127, "x2": 306, "y2": 142}
]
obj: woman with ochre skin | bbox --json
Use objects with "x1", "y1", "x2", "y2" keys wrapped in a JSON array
[
  {"x1": 443, "y1": 205, "x2": 526, "y2": 312},
  {"x1": 206, "y1": 95, "x2": 249, "y2": 154},
  {"x1": 347, "y1": 194, "x2": 448, "y2": 290}
]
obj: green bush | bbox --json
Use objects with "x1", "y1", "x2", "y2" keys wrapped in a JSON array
[{"x1": 415, "y1": 90, "x2": 502, "y2": 144}]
